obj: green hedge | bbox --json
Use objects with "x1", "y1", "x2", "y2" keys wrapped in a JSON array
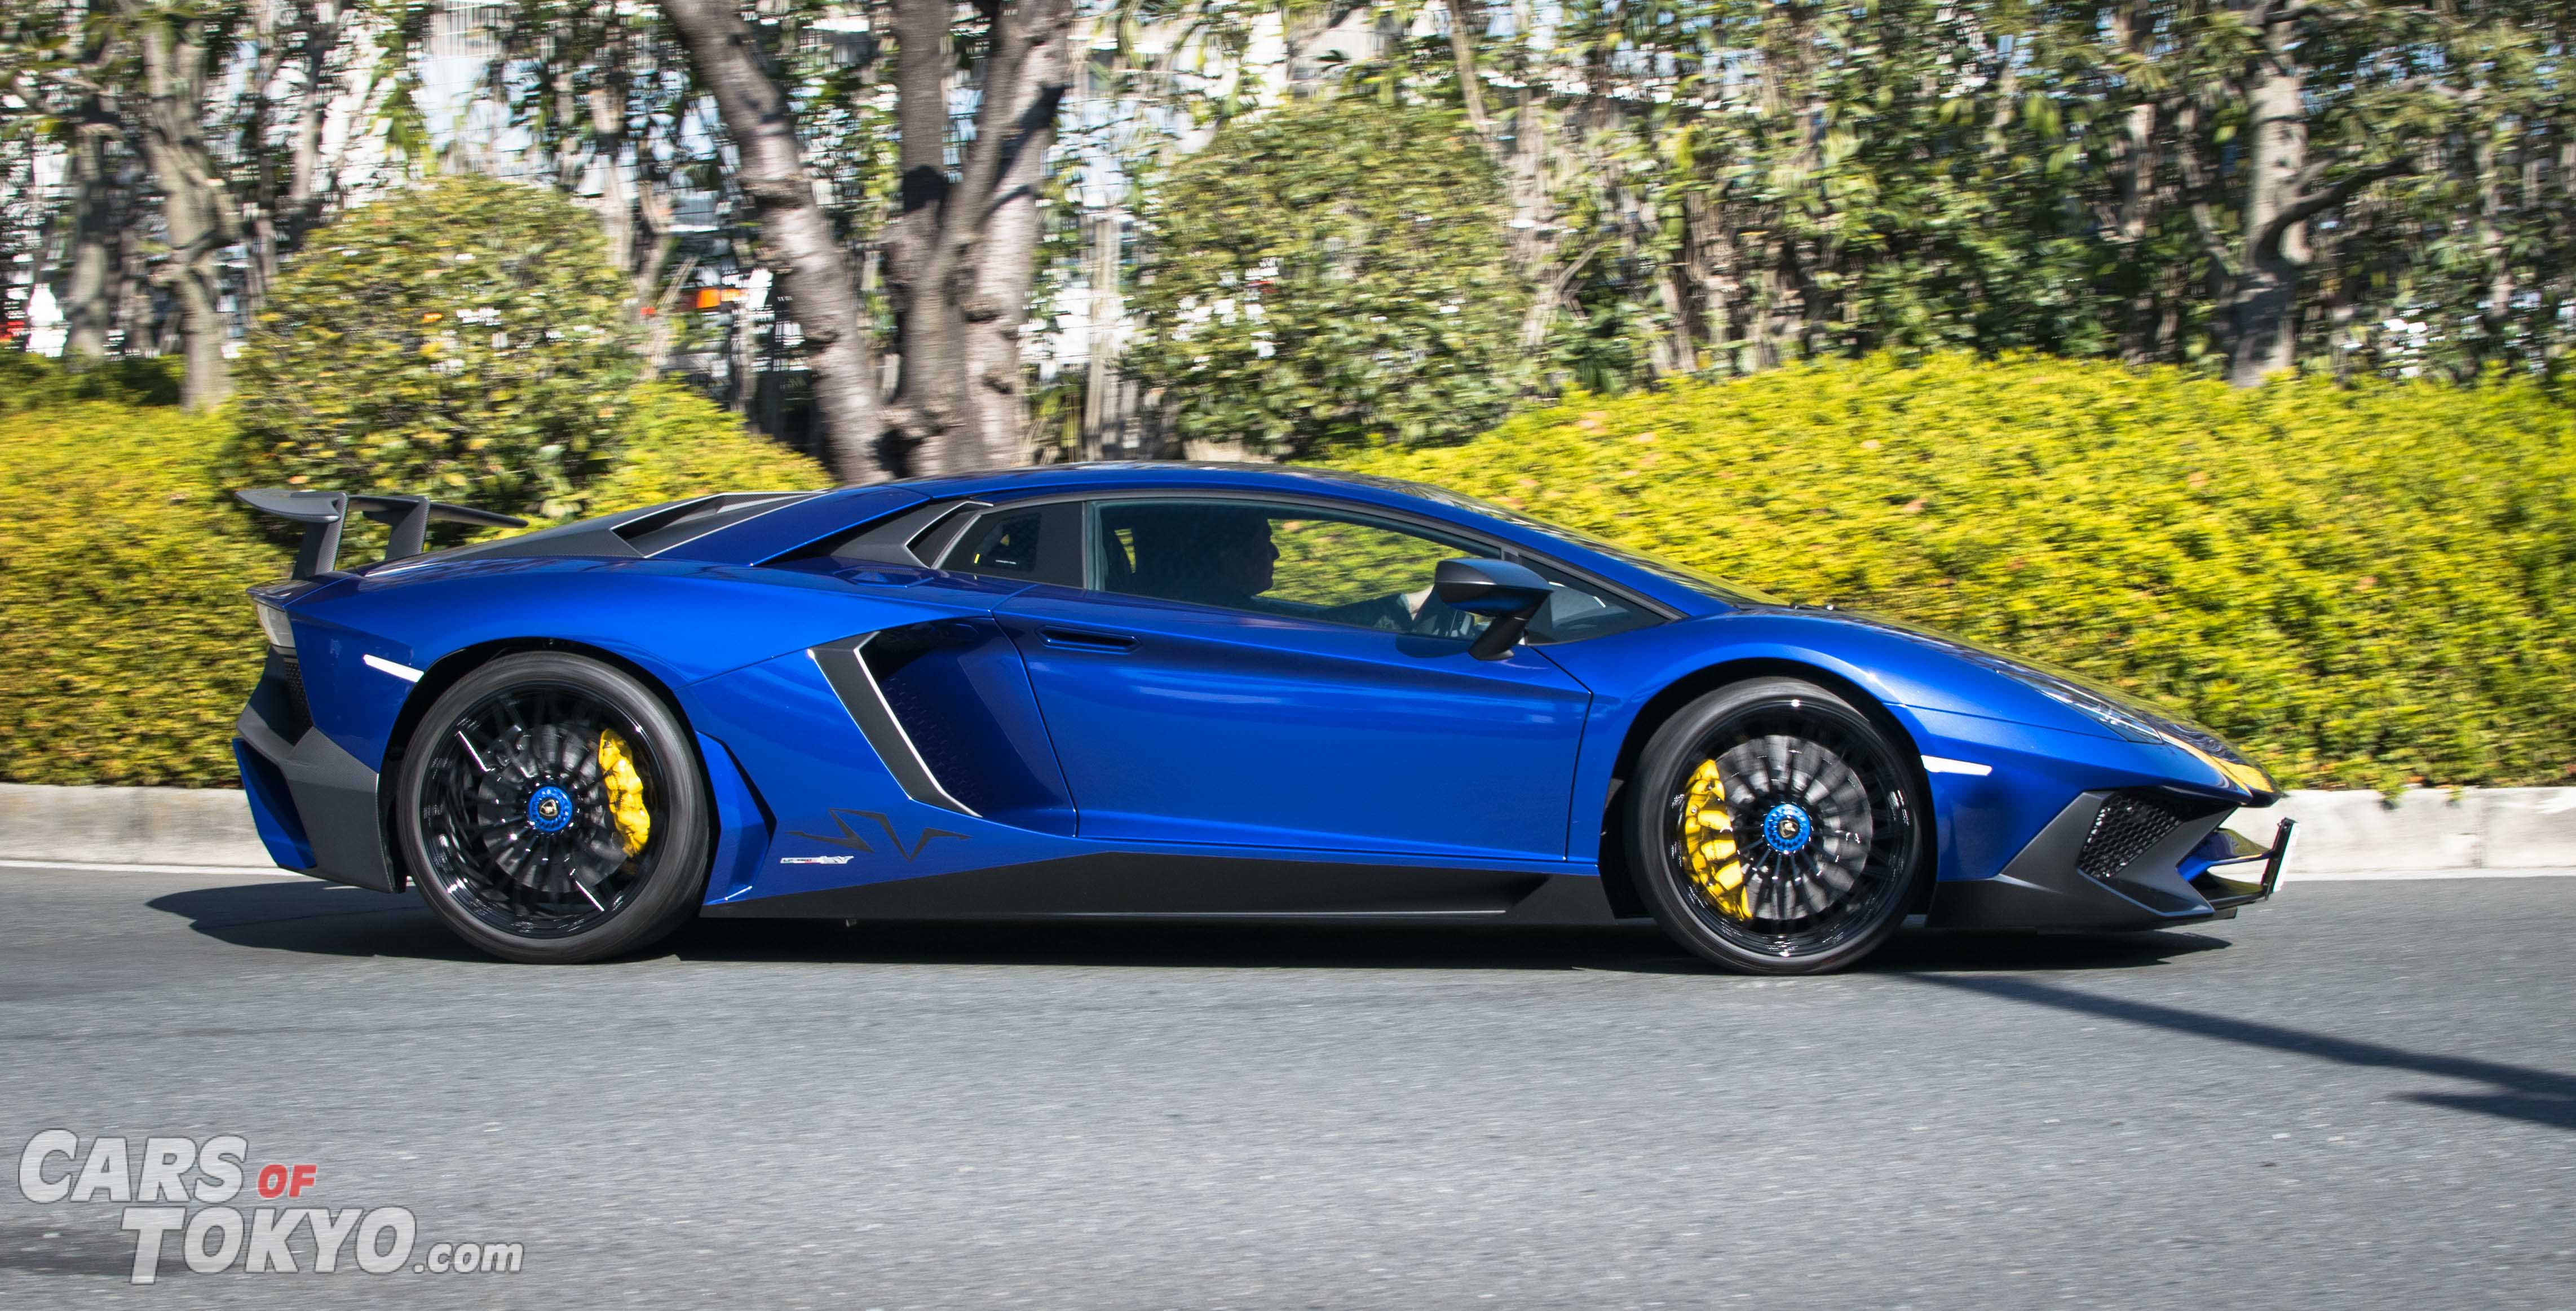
[
  {"x1": 0, "y1": 383, "x2": 831, "y2": 787},
  {"x1": 1327, "y1": 353, "x2": 2576, "y2": 790},
  {"x1": 10, "y1": 352, "x2": 2571, "y2": 791}
]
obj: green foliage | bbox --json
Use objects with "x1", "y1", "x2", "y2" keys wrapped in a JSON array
[
  {"x1": 1328, "y1": 353, "x2": 2576, "y2": 791},
  {"x1": 224, "y1": 176, "x2": 642, "y2": 521},
  {"x1": 1, "y1": 403, "x2": 279, "y2": 787},
  {"x1": 1380, "y1": 0, "x2": 2576, "y2": 391},
  {"x1": 578, "y1": 382, "x2": 837, "y2": 511},
  {"x1": 0, "y1": 353, "x2": 183, "y2": 412},
  {"x1": 1, "y1": 391, "x2": 830, "y2": 787},
  {"x1": 1126, "y1": 96, "x2": 1528, "y2": 457}
]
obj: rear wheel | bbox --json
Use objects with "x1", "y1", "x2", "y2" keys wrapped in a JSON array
[
  {"x1": 395, "y1": 653, "x2": 710, "y2": 963},
  {"x1": 1626, "y1": 678, "x2": 1928, "y2": 975}
]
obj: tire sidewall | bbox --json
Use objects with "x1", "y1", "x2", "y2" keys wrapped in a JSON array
[
  {"x1": 1625, "y1": 677, "x2": 1931, "y2": 975},
  {"x1": 395, "y1": 652, "x2": 710, "y2": 964}
]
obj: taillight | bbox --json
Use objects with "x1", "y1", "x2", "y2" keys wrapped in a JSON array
[{"x1": 255, "y1": 601, "x2": 295, "y2": 651}]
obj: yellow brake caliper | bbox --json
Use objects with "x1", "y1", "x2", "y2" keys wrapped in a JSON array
[
  {"x1": 1680, "y1": 759, "x2": 1748, "y2": 920},
  {"x1": 597, "y1": 729, "x2": 652, "y2": 857}
]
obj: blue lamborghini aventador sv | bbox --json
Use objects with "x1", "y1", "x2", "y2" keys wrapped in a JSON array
[{"x1": 231, "y1": 463, "x2": 2291, "y2": 972}]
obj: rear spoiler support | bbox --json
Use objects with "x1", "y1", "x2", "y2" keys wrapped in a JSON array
[{"x1": 236, "y1": 489, "x2": 528, "y2": 580}]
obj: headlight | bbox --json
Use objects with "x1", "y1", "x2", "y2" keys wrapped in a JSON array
[
  {"x1": 1966, "y1": 654, "x2": 2163, "y2": 743},
  {"x1": 1970, "y1": 653, "x2": 2278, "y2": 795},
  {"x1": 255, "y1": 601, "x2": 295, "y2": 652}
]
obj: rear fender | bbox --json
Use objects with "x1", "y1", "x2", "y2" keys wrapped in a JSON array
[{"x1": 282, "y1": 562, "x2": 1024, "y2": 772}]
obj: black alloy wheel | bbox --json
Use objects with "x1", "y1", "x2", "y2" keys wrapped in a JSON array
[
  {"x1": 1627, "y1": 677, "x2": 1929, "y2": 975},
  {"x1": 396, "y1": 652, "x2": 710, "y2": 963}
]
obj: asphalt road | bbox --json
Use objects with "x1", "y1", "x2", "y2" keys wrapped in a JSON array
[{"x1": 1, "y1": 864, "x2": 2570, "y2": 1310}]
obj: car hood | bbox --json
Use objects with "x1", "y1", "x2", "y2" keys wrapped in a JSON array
[{"x1": 1775, "y1": 604, "x2": 2277, "y2": 787}]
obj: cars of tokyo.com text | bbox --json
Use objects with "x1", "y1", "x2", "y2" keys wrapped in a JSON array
[{"x1": 17, "y1": 1131, "x2": 523, "y2": 1283}]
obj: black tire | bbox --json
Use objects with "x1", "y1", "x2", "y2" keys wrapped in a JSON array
[
  {"x1": 394, "y1": 652, "x2": 710, "y2": 964},
  {"x1": 1624, "y1": 677, "x2": 1930, "y2": 975}
]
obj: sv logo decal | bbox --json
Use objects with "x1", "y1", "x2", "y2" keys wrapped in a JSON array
[{"x1": 789, "y1": 808, "x2": 967, "y2": 861}]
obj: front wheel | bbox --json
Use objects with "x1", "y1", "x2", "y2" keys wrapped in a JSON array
[
  {"x1": 394, "y1": 652, "x2": 710, "y2": 964},
  {"x1": 1625, "y1": 678, "x2": 1929, "y2": 975}
]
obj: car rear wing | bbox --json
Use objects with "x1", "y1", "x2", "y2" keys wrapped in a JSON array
[{"x1": 236, "y1": 488, "x2": 528, "y2": 581}]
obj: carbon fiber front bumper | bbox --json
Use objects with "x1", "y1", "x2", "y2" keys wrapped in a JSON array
[{"x1": 1927, "y1": 789, "x2": 2292, "y2": 932}]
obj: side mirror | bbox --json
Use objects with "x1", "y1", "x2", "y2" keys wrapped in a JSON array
[{"x1": 1434, "y1": 558, "x2": 1556, "y2": 660}]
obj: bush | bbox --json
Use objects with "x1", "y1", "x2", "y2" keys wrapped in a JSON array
[
  {"x1": 1, "y1": 390, "x2": 830, "y2": 787},
  {"x1": 0, "y1": 352, "x2": 182, "y2": 412},
  {"x1": 1327, "y1": 353, "x2": 2576, "y2": 790},
  {"x1": 1126, "y1": 96, "x2": 1527, "y2": 457},
  {"x1": 580, "y1": 383, "x2": 837, "y2": 511},
  {"x1": 1, "y1": 404, "x2": 281, "y2": 786},
  {"x1": 224, "y1": 175, "x2": 640, "y2": 521}
]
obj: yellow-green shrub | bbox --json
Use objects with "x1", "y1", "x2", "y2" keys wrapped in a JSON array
[
  {"x1": 0, "y1": 384, "x2": 832, "y2": 787},
  {"x1": 575, "y1": 383, "x2": 836, "y2": 513},
  {"x1": 1327, "y1": 353, "x2": 2576, "y2": 790},
  {"x1": 1, "y1": 403, "x2": 279, "y2": 786}
]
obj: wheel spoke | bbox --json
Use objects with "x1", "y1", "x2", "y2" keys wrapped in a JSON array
[
  {"x1": 1671, "y1": 701, "x2": 1919, "y2": 959},
  {"x1": 416, "y1": 680, "x2": 662, "y2": 940}
]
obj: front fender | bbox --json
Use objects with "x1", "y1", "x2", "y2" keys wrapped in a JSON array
[{"x1": 1539, "y1": 612, "x2": 2257, "y2": 882}]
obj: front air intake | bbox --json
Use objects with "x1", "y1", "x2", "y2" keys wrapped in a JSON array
[{"x1": 2076, "y1": 792, "x2": 2188, "y2": 883}]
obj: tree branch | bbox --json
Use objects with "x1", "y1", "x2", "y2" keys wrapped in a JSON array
[{"x1": 2255, "y1": 158, "x2": 2412, "y2": 263}]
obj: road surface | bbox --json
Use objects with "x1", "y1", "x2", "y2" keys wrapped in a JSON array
[{"x1": 2, "y1": 863, "x2": 2570, "y2": 1308}]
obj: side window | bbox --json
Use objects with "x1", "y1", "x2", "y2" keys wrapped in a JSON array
[
  {"x1": 1266, "y1": 517, "x2": 1460, "y2": 610},
  {"x1": 936, "y1": 503, "x2": 1079, "y2": 586},
  {"x1": 1517, "y1": 563, "x2": 1659, "y2": 645},
  {"x1": 1089, "y1": 499, "x2": 1483, "y2": 637},
  {"x1": 1086, "y1": 498, "x2": 1662, "y2": 643}
]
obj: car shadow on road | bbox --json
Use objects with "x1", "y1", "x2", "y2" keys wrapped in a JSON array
[
  {"x1": 666, "y1": 918, "x2": 2235, "y2": 975},
  {"x1": 1904, "y1": 973, "x2": 2576, "y2": 1135},
  {"x1": 145, "y1": 880, "x2": 485, "y2": 962},
  {"x1": 149, "y1": 878, "x2": 2228, "y2": 975}
]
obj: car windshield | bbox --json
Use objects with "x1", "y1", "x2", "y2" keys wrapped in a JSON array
[{"x1": 1354, "y1": 477, "x2": 1780, "y2": 606}]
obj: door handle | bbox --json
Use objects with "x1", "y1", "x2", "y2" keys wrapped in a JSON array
[{"x1": 1039, "y1": 626, "x2": 1139, "y2": 653}]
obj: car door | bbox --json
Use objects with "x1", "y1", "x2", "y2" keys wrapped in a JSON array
[{"x1": 989, "y1": 495, "x2": 1596, "y2": 861}]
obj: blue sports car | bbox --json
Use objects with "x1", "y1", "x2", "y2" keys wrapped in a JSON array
[{"x1": 232, "y1": 463, "x2": 2291, "y2": 972}]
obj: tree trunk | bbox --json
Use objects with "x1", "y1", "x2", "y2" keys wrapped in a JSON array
[
  {"x1": 1438, "y1": 0, "x2": 1488, "y2": 134},
  {"x1": 1079, "y1": 209, "x2": 1124, "y2": 459},
  {"x1": 284, "y1": 0, "x2": 339, "y2": 249},
  {"x1": 959, "y1": 0, "x2": 1073, "y2": 468},
  {"x1": 661, "y1": 0, "x2": 886, "y2": 482},
  {"x1": 2228, "y1": 26, "x2": 2307, "y2": 387},
  {"x1": 880, "y1": 0, "x2": 968, "y2": 473},
  {"x1": 587, "y1": 81, "x2": 636, "y2": 277},
  {"x1": 1652, "y1": 259, "x2": 1691, "y2": 376},
  {"x1": 882, "y1": 0, "x2": 1073, "y2": 475},
  {"x1": 243, "y1": 0, "x2": 283, "y2": 310},
  {"x1": 1682, "y1": 191, "x2": 1741, "y2": 374},
  {"x1": 127, "y1": 3, "x2": 241, "y2": 410},
  {"x1": 2109, "y1": 1, "x2": 2163, "y2": 363},
  {"x1": 2474, "y1": 134, "x2": 2514, "y2": 365},
  {"x1": 60, "y1": 110, "x2": 117, "y2": 362}
]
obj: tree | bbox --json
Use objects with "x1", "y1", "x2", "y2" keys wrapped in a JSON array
[
  {"x1": 661, "y1": 0, "x2": 1076, "y2": 480},
  {"x1": 490, "y1": 0, "x2": 699, "y2": 370},
  {"x1": 660, "y1": 0, "x2": 886, "y2": 479},
  {"x1": 0, "y1": 0, "x2": 372, "y2": 397},
  {"x1": 224, "y1": 176, "x2": 640, "y2": 518},
  {"x1": 878, "y1": 0, "x2": 1076, "y2": 475},
  {"x1": 120, "y1": 0, "x2": 243, "y2": 408},
  {"x1": 1126, "y1": 96, "x2": 1527, "y2": 457},
  {"x1": 2199, "y1": 0, "x2": 2439, "y2": 385}
]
